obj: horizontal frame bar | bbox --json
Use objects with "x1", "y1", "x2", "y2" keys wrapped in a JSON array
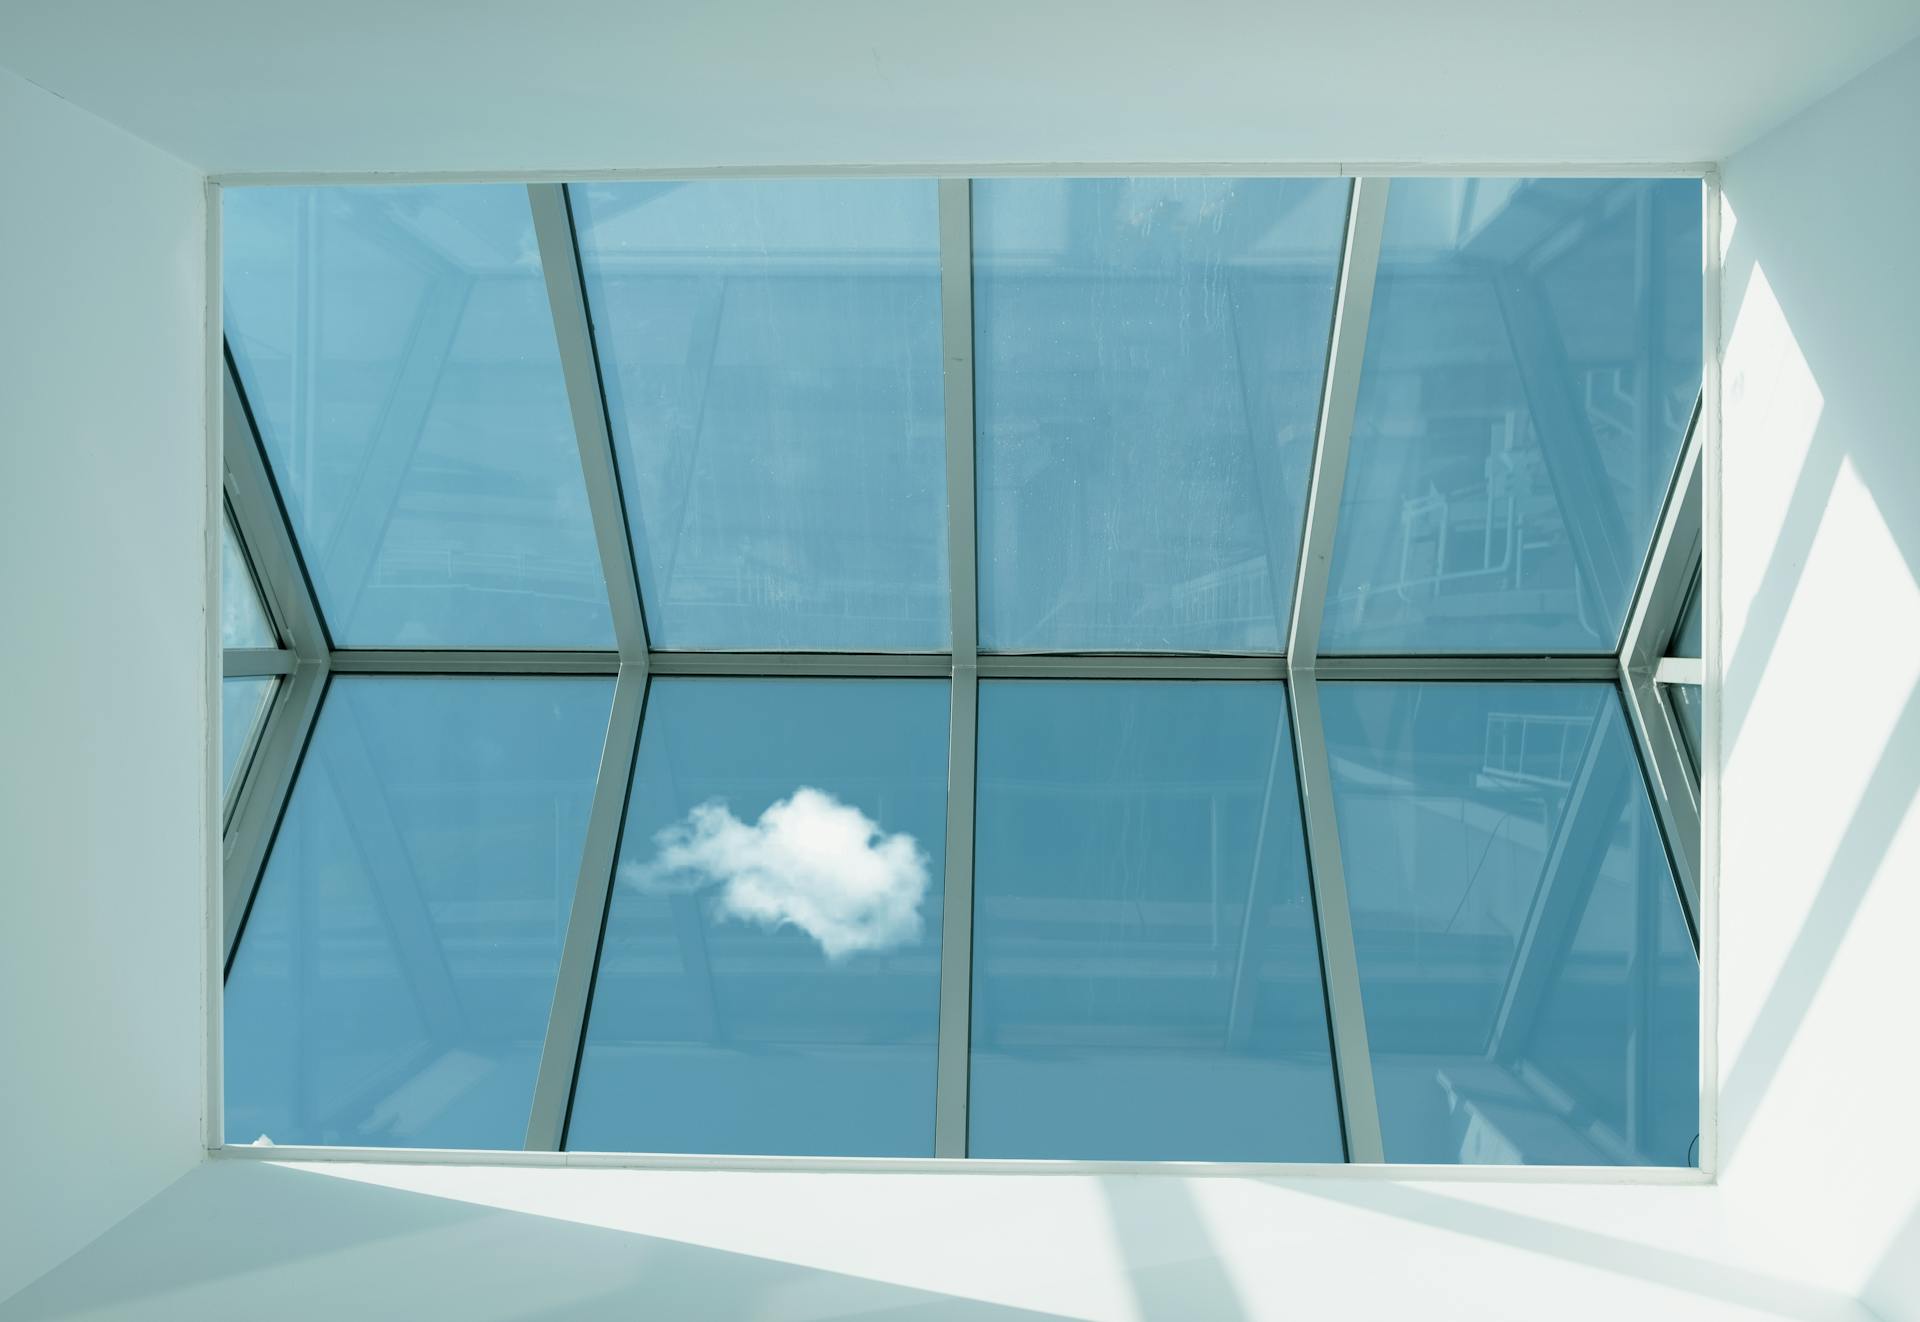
[
  {"x1": 647, "y1": 651, "x2": 950, "y2": 678},
  {"x1": 330, "y1": 651, "x2": 622, "y2": 675},
  {"x1": 223, "y1": 648, "x2": 296, "y2": 677},
  {"x1": 209, "y1": 1141, "x2": 1710, "y2": 1183},
  {"x1": 1312, "y1": 655, "x2": 1621, "y2": 682},
  {"x1": 1655, "y1": 657, "x2": 1704, "y2": 686},
  {"x1": 317, "y1": 650, "x2": 1636, "y2": 681},
  {"x1": 216, "y1": 163, "x2": 1717, "y2": 189}
]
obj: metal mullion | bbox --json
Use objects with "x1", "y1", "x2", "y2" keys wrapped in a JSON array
[
  {"x1": 331, "y1": 649, "x2": 622, "y2": 675},
  {"x1": 526, "y1": 663, "x2": 648, "y2": 1151},
  {"x1": 1288, "y1": 177, "x2": 1388, "y2": 663},
  {"x1": 977, "y1": 654, "x2": 1284, "y2": 680},
  {"x1": 649, "y1": 651, "x2": 951, "y2": 679},
  {"x1": 222, "y1": 358, "x2": 328, "y2": 661},
  {"x1": 1286, "y1": 176, "x2": 1390, "y2": 1164},
  {"x1": 1621, "y1": 667, "x2": 1702, "y2": 933},
  {"x1": 1655, "y1": 657, "x2": 1704, "y2": 686},
  {"x1": 528, "y1": 183, "x2": 651, "y2": 661},
  {"x1": 933, "y1": 177, "x2": 979, "y2": 1159},
  {"x1": 1622, "y1": 398, "x2": 1703, "y2": 675},
  {"x1": 223, "y1": 648, "x2": 298, "y2": 677},
  {"x1": 1311, "y1": 654, "x2": 1619, "y2": 682},
  {"x1": 1287, "y1": 673, "x2": 1385, "y2": 1163},
  {"x1": 222, "y1": 662, "x2": 328, "y2": 964}
]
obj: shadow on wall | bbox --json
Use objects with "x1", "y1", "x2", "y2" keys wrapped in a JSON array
[
  {"x1": 1712, "y1": 33, "x2": 1920, "y2": 1181},
  {"x1": 0, "y1": 1161, "x2": 1076, "y2": 1322},
  {"x1": 1272, "y1": 1179, "x2": 1860, "y2": 1320}
]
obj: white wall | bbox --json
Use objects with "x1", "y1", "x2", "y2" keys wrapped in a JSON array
[
  {"x1": 1715, "y1": 34, "x2": 1920, "y2": 1319},
  {"x1": 0, "y1": 67, "x2": 209, "y2": 1301},
  {"x1": 6, "y1": 29, "x2": 1920, "y2": 1322}
]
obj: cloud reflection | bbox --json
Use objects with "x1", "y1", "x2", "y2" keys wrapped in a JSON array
[{"x1": 619, "y1": 787, "x2": 928, "y2": 960}]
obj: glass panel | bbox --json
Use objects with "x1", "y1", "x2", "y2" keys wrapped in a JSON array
[
  {"x1": 974, "y1": 179, "x2": 1348, "y2": 653},
  {"x1": 1321, "y1": 681, "x2": 1698, "y2": 1165},
  {"x1": 572, "y1": 182, "x2": 948, "y2": 651},
  {"x1": 1323, "y1": 179, "x2": 1703, "y2": 654},
  {"x1": 1670, "y1": 683, "x2": 1703, "y2": 770},
  {"x1": 970, "y1": 680, "x2": 1342, "y2": 1160},
  {"x1": 223, "y1": 186, "x2": 613, "y2": 648},
  {"x1": 569, "y1": 678, "x2": 949, "y2": 1155},
  {"x1": 221, "y1": 515, "x2": 277, "y2": 650},
  {"x1": 225, "y1": 676, "x2": 613, "y2": 1148},
  {"x1": 1672, "y1": 577, "x2": 1703, "y2": 658},
  {"x1": 220, "y1": 677, "x2": 275, "y2": 797}
]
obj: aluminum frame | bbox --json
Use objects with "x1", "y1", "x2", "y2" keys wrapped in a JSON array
[
  {"x1": 216, "y1": 170, "x2": 1712, "y2": 1168},
  {"x1": 1286, "y1": 175, "x2": 1391, "y2": 1163}
]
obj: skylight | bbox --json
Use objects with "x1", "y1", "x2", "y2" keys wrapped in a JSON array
[{"x1": 217, "y1": 174, "x2": 1705, "y2": 1166}]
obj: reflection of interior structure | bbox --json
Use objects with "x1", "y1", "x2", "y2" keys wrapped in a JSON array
[{"x1": 214, "y1": 173, "x2": 1704, "y2": 1170}]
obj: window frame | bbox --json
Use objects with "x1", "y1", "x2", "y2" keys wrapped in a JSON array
[{"x1": 212, "y1": 168, "x2": 1718, "y2": 1178}]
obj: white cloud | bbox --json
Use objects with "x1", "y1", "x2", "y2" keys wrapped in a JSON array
[{"x1": 619, "y1": 787, "x2": 929, "y2": 960}]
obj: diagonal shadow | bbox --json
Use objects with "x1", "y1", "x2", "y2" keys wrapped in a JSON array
[
  {"x1": 1278, "y1": 1179, "x2": 1862, "y2": 1320},
  {"x1": 1099, "y1": 1175, "x2": 1247, "y2": 1321},
  {"x1": 0, "y1": 1161, "x2": 1075, "y2": 1322},
  {"x1": 1860, "y1": 1202, "x2": 1920, "y2": 1320},
  {"x1": 1718, "y1": 675, "x2": 1920, "y2": 1168}
]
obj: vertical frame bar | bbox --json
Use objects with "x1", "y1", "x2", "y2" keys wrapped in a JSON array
[
  {"x1": 221, "y1": 349, "x2": 334, "y2": 973},
  {"x1": 934, "y1": 178, "x2": 980, "y2": 1159},
  {"x1": 1696, "y1": 169, "x2": 1723, "y2": 1178},
  {"x1": 1288, "y1": 177, "x2": 1388, "y2": 663},
  {"x1": 1286, "y1": 175, "x2": 1390, "y2": 1164},
  {"x1": 528, "y1": 183, "x2": 651, "y2": 661},
  {"x1": 525, "y1": 664, "x2": 648, "y2": 1150},
  {"x1": 205, "y1": 178, "x2": 227, "y2": 1151}
]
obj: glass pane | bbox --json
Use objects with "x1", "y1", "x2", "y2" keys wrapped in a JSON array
[
  {"x1": 223, "y1": 186, "x2": 613, "y2": 648},
  {"x1": 1323, "y1": 179, "x2": 1703, "y2": 654},
  {"x1": 221, "y1": 676, "x2": 275, "y2": 796},
  {"x1": 974, "y1": 179, "x2": 1348, "y2": 652},
  {"x1": 225, "y1": 676, "x2": 613, "y2": 1148},
  {"x1": 1321, "y1": 681, "x2": 1698, "y2": 1165},
  {"x1": 1671, "y1": 683, "x2": 1703, "y2": 770},
  {"x1": 1672, "y1": 578, "x2": 1703, "y2": 658},
  {"x1": 569, "y1": 677, "x2": 949, "y2": 1155},
  {"x1": 572, "y1": 181, "x2": 948, "y2": 651},
  {"x1": 221, "y1": 516, "x2": 277, "y2": 650},
  {"x1": 970, "y1": 680, "x2": 1342, "y2": 1160}
]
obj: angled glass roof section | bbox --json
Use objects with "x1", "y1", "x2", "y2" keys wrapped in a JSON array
[
  {"x1": 571, "y1": 180, "x2": 949, "y2": 651},
  {"x1": 225, "y1": 675, "x2": 614, "y2": 1148},
  {"x1": 220, "y1": 512, "x2": 277, "y2": 650},
  {"x1": 973, "y1": 178, "x2": 1348, "y2": 653},
  {"x1": 1322, "y1": 178, "x2": 1703, "y2": 655},
  {"x1": 223, "y1": 185, "x2": 614, "y2": 649},
  {"x1": 1321, "y1": 681, "x2": 1697, "y2": 1164}
]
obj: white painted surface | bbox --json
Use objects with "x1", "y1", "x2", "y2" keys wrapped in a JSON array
[
  {"x1": 6, "y1": 22, "x2": 1920, "y2": 1322},
  {"x1": 0, "y1": 67, "x2": 209, "y2": 1302},
  {"x1": 1715, "y1": 33, "x2": 1920, "y2": 1319},
  {"x1": 0, "y1": 1, "x2": 1917, "y2": 176}
]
